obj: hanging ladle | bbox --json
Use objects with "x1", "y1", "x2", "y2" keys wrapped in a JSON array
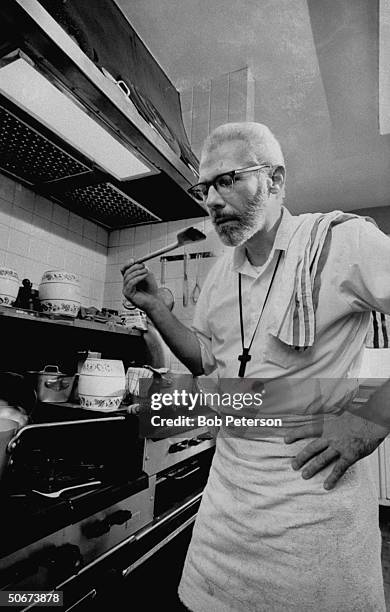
[
  {"x1": 132, "y1": 226, "x2": 206, "y2": 264},
  {"x1": 191, "y1": 254, "x2": 202, "y2": 304}
]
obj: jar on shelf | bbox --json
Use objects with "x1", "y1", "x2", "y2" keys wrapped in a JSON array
[{"x1": 78, "y1": 357, "x2": 125, "y2": 412}]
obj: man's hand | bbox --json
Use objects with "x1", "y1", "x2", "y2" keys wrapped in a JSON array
[
  {"x1": 121, "y1": 259, "x2": 160, "y2": 312},
  {"x1": 284, "y1": 411, "x2": 389, "y2": 490}
]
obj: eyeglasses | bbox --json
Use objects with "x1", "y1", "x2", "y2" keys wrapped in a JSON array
[{"x1": 188, "y1": 164, "x2": 271, "y2": 203}]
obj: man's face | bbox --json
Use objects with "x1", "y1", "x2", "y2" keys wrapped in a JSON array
[{"x1": 199, "y1": 140, "x2": 271, "y2": 247}]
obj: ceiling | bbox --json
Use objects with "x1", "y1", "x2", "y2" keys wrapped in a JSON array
[{"x1": 115, "y1": 0, "x2": 390, "y2": 217}]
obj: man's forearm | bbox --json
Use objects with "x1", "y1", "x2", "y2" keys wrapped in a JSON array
[
  {"x1": 359, "y1": 379, "x2": 390, "y2": 432},
  {"x1": 146, "y1": 300, "x2": 204, "y2": 375}
]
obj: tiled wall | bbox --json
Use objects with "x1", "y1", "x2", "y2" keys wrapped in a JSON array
[
  {"x1": 180, "y1": 66, "x2": 255, "y2": 158},
  {"x1": 0, "y1": 174, "x2": 108, "y2": 307},
  {"x1": 104, "y1": 219, "x2": 225, "y2": 371}
]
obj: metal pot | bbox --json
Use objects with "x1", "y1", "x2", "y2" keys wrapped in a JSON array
[{"x1": 28, "y1": 365, "x2": 75, "y2": 403}]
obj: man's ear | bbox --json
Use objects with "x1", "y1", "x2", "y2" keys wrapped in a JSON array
[{"x1": 269, "y1": 166, "x2": 285, "y2": 194}]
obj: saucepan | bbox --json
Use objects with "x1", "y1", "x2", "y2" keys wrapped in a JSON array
[{"x1": 27, "y1": 365, "x2": 76, "y2": 403}]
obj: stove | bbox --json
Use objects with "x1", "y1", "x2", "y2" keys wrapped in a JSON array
[{"x1": 0, "y1": 402, "x2": 215, "y2": 610}]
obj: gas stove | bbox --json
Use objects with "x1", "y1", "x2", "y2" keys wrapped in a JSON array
[{"x1": 0, "y1": 402, "x2": 215, "y2": 610}]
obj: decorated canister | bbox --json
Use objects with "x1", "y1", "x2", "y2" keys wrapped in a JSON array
[
  {"x1": 0, "y1": 267, "x2": 19, "y2": 307},
  {"x1": 78, "y1": 358, "x2": 126, "y2": 412},
  {"x1": 38, "y1": 269, "x2": 81, "y2": 317}
]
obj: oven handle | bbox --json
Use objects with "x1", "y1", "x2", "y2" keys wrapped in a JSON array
[
  {"x1": 55, "y1": 491, "x2": 203, "y2": 589},
  {"x1": 121, "y1": 513, "x2": 197, "y2": 578},
  {"x1": 64, "y1": 589, "x2": 97, "y2": 612},
  {"x1": 168, "y1": 466, "x2": 200, "y2": 480}
]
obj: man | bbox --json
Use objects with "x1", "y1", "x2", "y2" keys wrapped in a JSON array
[{"x1": 122, "y1": 122, "x2": 390, "y2": 611}]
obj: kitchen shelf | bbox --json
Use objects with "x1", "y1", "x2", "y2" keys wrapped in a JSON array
[
  {"x1": 0, "y1": 305, "x2": 142, "y2": 336},
  {"x1": 0, "y1": 304, "x2": 149, "y2": 376}
]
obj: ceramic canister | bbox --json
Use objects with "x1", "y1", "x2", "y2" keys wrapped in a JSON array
[
  {"x1": 38, "y1": 269, "x2": 81, "y2": 317},
  {"x1": 0, "y1": 267, "x2": 19, "y2": 307},
  {"x1": 78, "y1": 358, "x2": 126, "y2": 412}
]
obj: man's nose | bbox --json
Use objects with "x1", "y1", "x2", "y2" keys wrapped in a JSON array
[{"x1": 205, "y1": 185, "x2": 225, "y2": 211}]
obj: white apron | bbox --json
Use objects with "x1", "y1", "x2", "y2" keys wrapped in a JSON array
[{"x1": 178, "y1": 429, "x2": 385, "y2": 612}]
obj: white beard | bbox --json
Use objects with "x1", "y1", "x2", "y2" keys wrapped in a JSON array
[{"x1": 214, "y1": 186, "x2": 267, "y2": 247}]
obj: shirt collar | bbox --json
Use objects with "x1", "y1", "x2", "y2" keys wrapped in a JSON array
[{"x1": 231, "y1": 206, "x2": 300, "y2": 273}]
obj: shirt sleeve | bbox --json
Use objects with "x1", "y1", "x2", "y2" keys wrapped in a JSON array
[
  {"x1": 190, "y1": 262, "x2": 218, "y2": 376},
  {"x1": 336, "y1": 219, "x2": 390, "y2": 314}
]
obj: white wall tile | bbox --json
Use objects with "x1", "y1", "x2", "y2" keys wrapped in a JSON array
[
  {"x1": 11, "y1": 205, "x2": 34, "y2": 234},
  {"x1": 30, "y1": 215, "x2": 52, "y2": 237},
  {"x1": 0, "y1": 197, "x2": 13, "y2": 226},
  {"x1": 34, "y1": 195, "x2": 53, "y2": 220},
  {"x1": 47, "y1": 244, "x2": 66, "y2": 269},
  {"x1": 114, "y1": 246, "x2": 132, "y2": 265},
  {"x1": 52, "y1": 204, "x2": 69, "y2": 228},
  {"x1": 66, "y1": 231, "x2": 84, "y2": 250},
  {"x1": 119, "y1": 227, "x2": 135, "y2": 246},
  {"x1": 5, "y1": 252, "x2": 27, "y2": 277},
  {"x1": 0, "y1": 224, "x2": 9, "y2": 251},
  {"x1": 108, "y1": 229, "x2": 120, "y2": 248},
  {"x1": 0, "y1": 174, "x2": 15, "y2": 202},
  {"x1": 64, "y1": 251, "x2": 82, "y2": 275},
  {"x1": 97, "y1": 225, "x2": 109, "y2": 247},
  {"x1": 13, "y1": 184, "x2": 34, "y2": 212},
  {"x1": 106, "y1": 263, "x2": 123, "y2": 284},
  {"x1": 8, "y1": 228, "x2": 30, "y2": 257},
  {"x1": 68, "y1": 212, "x2": 83, "y2": 235},
  {"x1": 93, "y1": 261, "x2": 107, "y2": 281},
  {"x1": 134, "y1": 224, "x2": 151, "y2": 246},
  {"x1": 29, "y1": 237, "x2": 49, "y2": 262},
  {"x1": 83, "y1": 219, "x2": 98, "y2": 241},
  {"x1": 151, "y1": 222, "x2": 168, "y2": 244}
]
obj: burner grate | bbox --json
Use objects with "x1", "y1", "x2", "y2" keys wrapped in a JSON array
[
  {"x1": 0, "y1": 104, "x2": 90, "y2": 183},
  {"x1": 61, "y1": 182, "x2": 160, "y2": 225}
]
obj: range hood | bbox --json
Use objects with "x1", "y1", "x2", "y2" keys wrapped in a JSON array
[{"x1": 0, "y1": 0, "x2": 206, "y2": 228}]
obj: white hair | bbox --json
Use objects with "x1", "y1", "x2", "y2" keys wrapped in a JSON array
[{"x1": 201, "y1": 122, "x2": 285, "y2": 167}]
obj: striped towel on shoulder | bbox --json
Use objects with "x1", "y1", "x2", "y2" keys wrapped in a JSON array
[{"x1": 272, "y1": 211, "x2": 375, "y2": 350}]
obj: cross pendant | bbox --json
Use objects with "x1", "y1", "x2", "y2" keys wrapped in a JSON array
[{"x1": 238, "y1": 347, "x2": 251, "y2": 377}]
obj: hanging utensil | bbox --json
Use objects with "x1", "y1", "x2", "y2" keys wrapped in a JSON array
[
  {"x1": 157, "y1": 257, "x2": 175, "y2": 311},
  {"x1": 191, "y1": 254, "x2": 202, "y2": 304},
  {"x1": 132, "y1": 226, "x2": 206, "y2": 264},
  {"x1": 183, "y1": 251, "x2": 189, "y2": 307}
]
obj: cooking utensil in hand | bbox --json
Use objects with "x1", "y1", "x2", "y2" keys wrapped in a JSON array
[
  {"x1": 157, "y1": 257, "x2": 174, "y2": 311},
  {"x1": 32, "y1": 480, "x2": 102, "y2": 498},
  {"x1": 183, "y1": 252, "x2": 189, "y2": 307},
  {"x1": 132, "y1": 226, "x2": 206, "y2": 264},
  {"x1": 191, "y1": 254, "x2": 202, "y2": 304}
]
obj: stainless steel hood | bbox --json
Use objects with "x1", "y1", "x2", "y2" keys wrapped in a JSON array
[{"x1": 0, "y1": 0, "x2": 206, "y2": 228}]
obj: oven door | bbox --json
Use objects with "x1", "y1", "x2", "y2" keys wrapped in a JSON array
[{"x1": 55, "y1": 492, "x2": 202, "y2": 611}]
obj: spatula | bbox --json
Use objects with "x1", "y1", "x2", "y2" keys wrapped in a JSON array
[{"x1": 132, "y1": 226, "x2": 206, "y2": 264}]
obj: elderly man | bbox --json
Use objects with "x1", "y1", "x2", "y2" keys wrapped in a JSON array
[{"x1": 122, "y1": 122, "x2": 390, "y2": 611}]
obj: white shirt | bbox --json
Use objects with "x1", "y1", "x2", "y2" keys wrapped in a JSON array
[{"x1": 192, "y1": 208, "x2": 390, "y2": 388}]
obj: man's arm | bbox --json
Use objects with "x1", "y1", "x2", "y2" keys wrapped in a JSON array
[
  {"x1": 286, "y1": 220, "x2": 390, "y2": 488},
  {"x1": 285, "y1": 392, "x2": 390, "y2": 490},
  {"x1": 121, "y1": 260, "x2": 203, "y2": 375}
]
